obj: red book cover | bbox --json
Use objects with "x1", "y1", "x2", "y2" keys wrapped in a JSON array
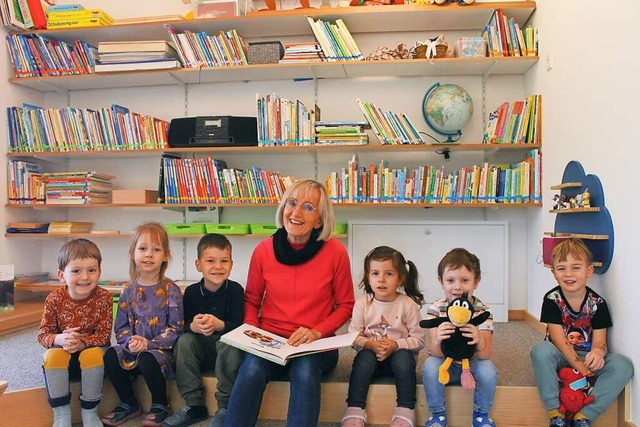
[{"x1": 27, "y1": 0, "x2": 46, "y2": 29}]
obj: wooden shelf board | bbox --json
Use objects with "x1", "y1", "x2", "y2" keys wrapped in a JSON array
[
  {"x1": 7, "y1": 202, "x2": 541, "y2": 209},
  {"x1": 9, "y1": 56, "x2": 538, "y2": 91},
  {"x1": 544, "y1": 262, "x2": 603, "y2": 269},
  {"x1": 549, "y1": 207, "x2": 600, "y2": 213},
  {"x1": 4, "y1": 232, "x2": 132, "y2": 238},
  {"x1": 543, "y1": 231, "x2": 609, "y2": 240},
  {"x1": 0, "y1": 296, "x2": 46, "y2": 336},
  {"x1": 550, "y1": 182, "x2": 582, "y2": 190},
  {"x1": 7, "y1": 143, "x2": 542, "y2": 159},
  {"x1": 25, "y1": 3, "x2": 536, "y2": 46}
]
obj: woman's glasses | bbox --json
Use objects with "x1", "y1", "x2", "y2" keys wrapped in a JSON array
[{"x1": 285, "y1": 198, "x2": 317, "y2": 214}]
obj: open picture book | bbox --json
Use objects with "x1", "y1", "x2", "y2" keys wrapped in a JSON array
[{"x1": 221, "y1": 323, "x2": 359, "y2": 366}]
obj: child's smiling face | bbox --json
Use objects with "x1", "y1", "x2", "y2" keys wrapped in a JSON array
[
  {"x1": 438, "y1": 265, "x2": 479, "y2": 302},
  {"x1": 58, "y1": 257, "x2": 101, "y2": 300}
]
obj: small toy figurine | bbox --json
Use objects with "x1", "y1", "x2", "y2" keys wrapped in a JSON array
[
  {"x1": 558, "y1": 367, "x2": 595, "y2": 421},
  {"x1": 552, "y1": 194, "x2": 570, "y2": 210},
  {"x1": 581, "y1": 189, "x2": 591, "y2": 208}
]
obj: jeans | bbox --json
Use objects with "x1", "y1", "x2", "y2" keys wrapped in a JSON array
[
  {"x1": 223, "y1": 350, "x2": 338, "y2": 427},
  {"x1": 347, "y1": 349, "x2": 417, "y2": 409},
  {"x1": 530, "y1": 340, "x2": 634, "y2": 421},
  {"x1": 422, "y1": 356, "x2": 497, "y2": 415}
]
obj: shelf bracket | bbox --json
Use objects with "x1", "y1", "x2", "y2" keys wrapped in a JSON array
[{"x1": 482, "y1": 61, "x2": 497, "y2": 83}]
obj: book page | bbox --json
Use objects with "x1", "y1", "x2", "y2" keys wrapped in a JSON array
[{"x1": 221, "y1": 323, "x2": 358, "y2": 365}]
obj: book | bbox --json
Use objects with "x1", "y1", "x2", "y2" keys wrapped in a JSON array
[
  {"x1": 97, "y1": 40, "x2": 177, "y2": 55},
  {"x1": 112, "y1": 189, "x2": 158, "y2": 204},
  {"x1": 221, "y1": 323, "x2": 358, "y2": 366},
  {"x1": 94, "y1": 59, "x2": 181, "y2": 73},
  {"x1": 16, "y1": 0, "x2": 34, "y2": 29},
  {"x1": 46, "y1": 3, "x2": 83, "y2": 11},
  {"x1": 46, "y1": 17, "x2": 111, "y2": 28},
  {"x1": 47, "y1": 9, "x2": 114, "y2": 23}
]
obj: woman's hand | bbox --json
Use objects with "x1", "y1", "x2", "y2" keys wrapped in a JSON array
[{"x1": 288, "y1": 327, "x2": 321, "y2": 347}]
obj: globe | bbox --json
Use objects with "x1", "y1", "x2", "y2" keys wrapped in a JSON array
[{"x1": 422, "y1": 83, "x2": 474, "y2": 142}]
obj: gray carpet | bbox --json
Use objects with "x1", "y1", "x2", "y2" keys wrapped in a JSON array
[{"x1": 0, "y1": 321, "x2": 543, "y2": 426}]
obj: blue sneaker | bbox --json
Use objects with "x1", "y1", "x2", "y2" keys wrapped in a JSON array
[
  {"x1": 571, "y1": 419, "x2": 591, "y2": 427},
  {"x1": 472, "y1": 415, "x2": 496, "y2": 427},
  {"x1": 426, "y1": 415, "x2": 447, "y2": 427},
  {"x1": 549, "y1": 416, "x2": 568, "y2": 427}
]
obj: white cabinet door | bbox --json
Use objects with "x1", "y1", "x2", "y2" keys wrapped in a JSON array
[{"x1": 349, "y1": 221, "x2": 508, "y2": 322}]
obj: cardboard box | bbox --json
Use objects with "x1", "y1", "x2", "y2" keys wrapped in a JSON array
[
  {"x1": 457, "y1": 37, "x2": 487, "y2": 58},
  {"x1": 193, "y1": 0, "x2": 254, "y2": 18}
]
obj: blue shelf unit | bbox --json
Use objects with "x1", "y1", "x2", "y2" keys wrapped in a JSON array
[{"x1": 552, "y1": 160, "x2": 614, "y2": 274}]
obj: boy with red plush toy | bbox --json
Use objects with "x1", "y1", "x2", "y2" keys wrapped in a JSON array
[{"x1": 530, "y1": 238, "x2": 634, "y2": 427}]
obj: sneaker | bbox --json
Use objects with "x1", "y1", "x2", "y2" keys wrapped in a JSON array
[
  {"x1": 472, "y1": 415, "x2": 496, "y2": 427},
  {"x1": 425, "y1": 415, "x2": 447, "y2": 427},
  {"x1": 571, "y1": 419, "x2": 591, "y2": 427},
  {"x1": 549, "y1": 416, "x2": 568, "y2": 427},
  {"x1": 101, "y1": 402, "x2": 142, "y2": 427},
  {"x1": 142, "y1": 404, "x2": 171, "y2": 427},
  {"x1": 208, "y1": 408, "x2": 227, "y2": 427},
  {"x1": 163, "y1": 406, "x2": 208, "y2": 427}
]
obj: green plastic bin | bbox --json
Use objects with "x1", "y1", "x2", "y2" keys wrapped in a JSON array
[
  {"x1": 249, "y1": 223, "x2": 278, "y2": 235},
  {"x1": 205, "y1": 223, "x2": 250, "y2": 235},
  {"x1": 164, "y1": 223, "x2": 206, "y2": 235}
]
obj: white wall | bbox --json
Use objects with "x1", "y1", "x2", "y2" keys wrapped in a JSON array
[{"x1": 525, "y1": 0, "x2": 639, "y2": 421}]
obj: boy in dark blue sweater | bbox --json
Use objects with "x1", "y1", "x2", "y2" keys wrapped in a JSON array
[{"x1": 163, "y1": 234, "x2": 244, "y2": 427}]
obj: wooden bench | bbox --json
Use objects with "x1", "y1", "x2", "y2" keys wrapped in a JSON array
[{"x1": 0, "y1": 375, "x2": 626, "y2": 426}]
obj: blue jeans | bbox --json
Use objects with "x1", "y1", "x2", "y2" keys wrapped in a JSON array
[
  {"x1": 223, "y1": 350, "x2": 338, "y2": 427},
  {"x1": 347, "y1": 349, "x2": 417, "y2": 409},
  {"x1": 530, "y1": 340, "x2": 634, "y2": 421},
  {"x1": 422, "y1": 356, "x2": 497, "y2": 415}
]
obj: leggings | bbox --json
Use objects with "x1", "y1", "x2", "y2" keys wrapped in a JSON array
[{"x1": 104, "y1": 347, "x2": 167, "y2": 406}]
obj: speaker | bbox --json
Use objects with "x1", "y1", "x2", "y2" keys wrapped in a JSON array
[{"x1": 168, "y1": 117, "x2": 197, "y2": 146}]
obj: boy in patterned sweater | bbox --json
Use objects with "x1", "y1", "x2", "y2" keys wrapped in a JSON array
[{"x1": 38, "y1": 238, "x2": 113, "y2": 427}]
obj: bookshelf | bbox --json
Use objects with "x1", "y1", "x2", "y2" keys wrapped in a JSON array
[
  {"x1": 3, "y1": 2, "x2": 541, "y2": 286},
  {"x1": 545, "y1": 161, "x2": 614, "y2": 274}
]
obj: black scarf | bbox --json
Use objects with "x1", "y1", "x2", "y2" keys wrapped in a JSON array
[{"x1": 273, "y1": 227, "x2": 325, "y2": 266}]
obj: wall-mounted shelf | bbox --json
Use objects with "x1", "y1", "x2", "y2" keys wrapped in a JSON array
[
  {"x1": 6, "y1": 202, "x2": 541, "y2": 209},
  {"x1": 4, "y1": 232, "x2": 347, "y2": 239},
  {"x1": 545, "y1": 161, "x2": 614, "y2": 274},
  {"x1": 549, "y1": 207, "x2": 600, "y2": 214}
]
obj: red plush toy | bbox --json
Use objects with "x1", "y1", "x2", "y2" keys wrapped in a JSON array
[{"x1": 558, "y1": 367, "x2": 595, "y2": 421}]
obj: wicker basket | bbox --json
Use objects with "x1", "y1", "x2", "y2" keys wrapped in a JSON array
[
  {"x1": 412, "y1": 43, "x2": 448, "y2": 59},
  {"x1": 247, "y1": 41, "x2": 285, "y2": 64}
]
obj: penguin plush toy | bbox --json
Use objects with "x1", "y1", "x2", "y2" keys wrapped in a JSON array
[{"x1": 420, "y1": 292, "x2": 491, "y2": 390}]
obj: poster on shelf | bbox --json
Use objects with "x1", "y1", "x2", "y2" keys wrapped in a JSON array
[{"x1": 0, "y1": 265, "x2": 15, "y2": 311}]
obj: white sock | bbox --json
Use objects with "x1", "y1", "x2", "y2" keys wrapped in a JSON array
[
  {"x1": 81, "y1": 406, "x2": 103, "y2": 427},
  {"x1": 52, "y1": 404, "x2": 71, "y2": 427}
]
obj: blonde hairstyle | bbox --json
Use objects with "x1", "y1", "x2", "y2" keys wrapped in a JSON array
[
  {"x1": 57, "y1": 238, "x2": 102, "y2": 270},
  {"x1": 275, "y1": 179, "x2": 335, "y2": 241},
  {"x1": 128, "y1": 221, "x2": 171, "y2": 283},
  {"x1": 552, "y1": 238, "x2": 593, "y2": 266}
]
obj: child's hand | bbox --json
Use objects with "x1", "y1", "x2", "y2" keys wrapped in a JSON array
[
  {"x1": 460, "y1": 323, "x2": 480, "y2": 345},
  {"x1": 375, "y1": 338, "x2": 398, "y2": 361},
  {"x1": 435, "y1": 322, "x2": 455, "y2": 343},
  {"x1": 584, "y1": 350, "x2": 605, "y2": 372},
  {"x1": 192, "y1": 314, "x2": 216, "y2": 336},
  {"x1": 128, "y1": 335, "x2": 148, "y2": 353},
  {"x1": 62, "y1": 330, "x2": 86, "y2": 353}
]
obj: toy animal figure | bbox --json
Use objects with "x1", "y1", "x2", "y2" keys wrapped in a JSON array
[
  {"x1": 427, "y1": 0, "x2": 474, "y2": 4},
  {"x1": 420, "y1": 292, "x2": 491, "y2": 389},
  {"x1": 558, "y1": 367, "x2": 595, "y2": 421}
]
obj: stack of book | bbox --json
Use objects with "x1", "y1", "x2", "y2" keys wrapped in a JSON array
[
  {"x1": 483, "y1": 9, "x2": 538, "y2": 58},
  {"x1": 0, "y1": 0, "x2": 47, "y2": 30},
  {"x1": 6, "y1": 103, "x2": 170, "y2": 152},
  {"x1": 48, "y1": 222, "x2": 93, "y2": 234},
  {"x1": 7, "y1": 160, "x2": 44, "y2": 204},
  {"x1": 482, "y1": 94, "x2": 542, "y2": 145},
  {"x1": 279, "y1": 42, "x2": 325, "y2": 63},
  {"x1": 356, "y1": 99, "x2": 424, "y2": 145},
  {"x1": 165, "y1": 24, "x2": 248, "y2": 68},
  {"x1": 43, "y1": 171, "x2": 114, "y2": 205},
  {"x1": 257, "y1": 93, "x2": 317, "y2": 147},
  {"x1": 95, "y1": 40, "x2": 182, "y2": 73},
  {"x1": 314, "y1": 121, "x2": 369, "y2": 146},
  {"x1": 46, "y1": 7, "x2": 114, "y2": 29},
  {"x1": 306, "y1": 17, "x2": 363, "y2": 62}
]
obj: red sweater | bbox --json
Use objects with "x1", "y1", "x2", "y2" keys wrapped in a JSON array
[
  {"x1": 245, "y1": 237, "x2": 355, "y2": 338},
  {"x1": 38, "y1": 285, "x2": 113, "y2": 349}
]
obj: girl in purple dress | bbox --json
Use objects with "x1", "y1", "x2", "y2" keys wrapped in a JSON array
[{"x1": 101, "y1": 222, "x2": 184, "y2": 427}]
